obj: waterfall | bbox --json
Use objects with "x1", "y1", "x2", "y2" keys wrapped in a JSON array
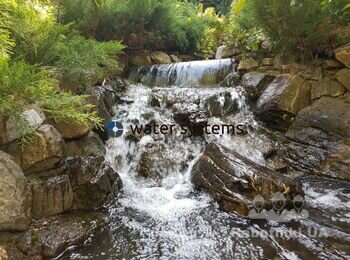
[
  {"x1": 128, "y1": 59, "x2": 234, "y2": 86},
  {"x1": 61, "y1": 60, "x2": 350, "y2": 260}
]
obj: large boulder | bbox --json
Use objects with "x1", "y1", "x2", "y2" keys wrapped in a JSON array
[
  {"x1": 22, "y1": 125, "x2": 65, "y2": 173},
  {"x1": 286, "y1": 96, "x2": 350, "y2": 147},
  {"x1": 30, "y1": 175, "x2": 73, "y2": 219},
  {"x1": 256, "y1": 74, "x2": 311, "y2": 130},
  {"x1": 237, "y1": 58, "x2": 258, "y2": 71},
  {"x1": 318, "y1": 139, "x2": 350, "y2": 181},
  {"x1": 65, "y1": 132, "x2": 105, "y2": 157},
  {"x1": 0, "y1": 152, "x2": 31, "y2": 231},
  {"x1": 241, "y1": 72, "x2": 274, "y2": 101},
  {"x1": 335, "y1": 44, "x2": 350, "y2": 69},
  {"x1": 50, "y1": 119, "x2": 90, "y2": 139},
  {"x1": 150, "y1": 51, "x2": 171, "y2": 64},
  {"x1": 215, "y1": 45, "x2": 240, "y2": 59},
  {"x1": 2, "y1": 124, "x2": 65, "y2": 174},
  {"x1": 64, "y1": 156, "x2": 122, "y2": 210},
  {"x1": 130, "y1": 54, "x2": 152, "y2": 66},
  {"x1": 311, "y1": 77, "x2": 346, "y2": 100},
  {"x1": 335, "y1": 69, "x2": 350, "y2": 91},
  {"x1": 191, "y1": 142, "x2": 302, "y2": 216},
  {"x1": 16, "y1": 213, "x2": 104, "y2": 258},
  {"x1": 284, "y1": 96, "x2": 350, "y2": 176},
  {"x1": 0, "y1": 108, "x2": 45, "y2": 145}
]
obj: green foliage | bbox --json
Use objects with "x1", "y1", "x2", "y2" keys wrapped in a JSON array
[
  {"x1": 225, "y1": 0, "x2": 350, "y2": 58},
  {"x1": 8, "y1": 0, "x2": 70, "y2": 64},
  {"x1": 197, "y1": 6, "x2": 225, "y2": 58},
  {"x1": 223, "y1": 0, "x2": 266, "y2": 54},
  {"x1": 0, "y1": 60, "x2": 102, "y2": 143},
  {"x1": 53, "y1": 35, "x2": 124, "y2": 86},
  {"x1": 60, "y1": 0, "x2": 212, "y2": 53}
]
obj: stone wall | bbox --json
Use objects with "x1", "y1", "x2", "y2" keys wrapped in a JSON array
[
  {"x1": 220, "y1": 44, "x2": 350, "y2": 181},
  {"x1": 0, "y1": 77, "x2": 127, "y2": 258}
]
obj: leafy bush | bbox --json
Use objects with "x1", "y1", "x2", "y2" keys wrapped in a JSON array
[
  {"x1": 196, "y1": 6, "x2": 225, "y2": 58},
  {"x1": 60, "y1": 0, "x2": 211, "y2": 53},
  {"x1": 0, "y1": 59, "x2": 102, "y2": 142},
  {"x1": 53, "y1": 35, "x2": 124, "y2": 87},
  {"x1": 227, "y1": 0, "x2": 350, "y2": 58}
]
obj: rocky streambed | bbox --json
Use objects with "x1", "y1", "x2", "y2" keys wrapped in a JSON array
[{"x1": 1, "y1": 48, "x2": 350, "y2": 259}]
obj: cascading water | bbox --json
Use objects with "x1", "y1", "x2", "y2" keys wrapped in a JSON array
[
  {"x1": 128, "y1": 59, "x2": 234, "y2": 86},
  {"x1": 60, "y1": 60, "x2": 350, "y2": 259}
]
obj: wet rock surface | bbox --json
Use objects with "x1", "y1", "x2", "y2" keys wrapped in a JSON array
[
  {"x1": 191, "y1": 142, "x2": 303, "y2": 216},
  {"x1": 172, "y1": 103, "x2": 208, "y2": 136},
  {"x1": 256, "y1": 74, "x2": 311, "y2": 130},
  {"x1": 241, "y1": 72, "x2": 274, "y2": 102},
  {"x1": 64, "y1": 156, "x2": 122, "y2": 210},
  {"x1": 65, "y1": 132, "x2": 106, "y2": 157},
  {"x1": 30, "y1": 175, "x2": 73, "y2": 219},
  {"x1": 16, "y1": 212, "x2": 105, "y2": 258}
]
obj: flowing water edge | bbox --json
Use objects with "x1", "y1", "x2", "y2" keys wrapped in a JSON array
[{"x1": 59, "y1": 60, "x2": 350, "y2": 260}]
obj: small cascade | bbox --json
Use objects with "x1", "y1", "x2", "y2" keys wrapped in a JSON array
[
  {"x1": 61, "y1": 60, "x2": 350, "y2": 260},
  {"x1": 128, "y1": 59, "x2": 234, "y2": 86}
]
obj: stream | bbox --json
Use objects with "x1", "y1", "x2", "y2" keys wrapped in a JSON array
[{"x1": 60, "y1": 59, "x2": 350, "y2": 260}]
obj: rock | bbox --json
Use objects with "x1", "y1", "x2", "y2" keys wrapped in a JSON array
[
  {"x1": 50, "y1": 119, "x2": 90, "y2": 139},
  {"x1": 298, "y1": 65, "x2": 323, "y2": 81},
  {"x1": 335, "y1": 69, "x2": 350, "y2": 91},
  {"x1": 256, "y1": 74, "x2": 311, "y2": 130},
  {"x1": 169, "y1": 55, "x2": 181, "y2": 63},
  {"x1": 335, "y1": 44, "x2": 350, "y2": 69},
  {"x1": 220, "y1": 72, "x2": 241, "y2": 87},
  {"x1": 64, "y1": 156, "x2": 121, "y2": 210},
  {"x1": 282, "y1": 63, "x2": 303, "y2": 75},
  {"x1": 241, "y1": 72, "x2": 274, "y2": 101},
  {"x1": 0, "y1": 152, "x2": 31, "y2": 231},
  {"x1": 22, "y1": 125, "x2": 65, "y2": 173},
  {"x1": 311, "y1": 77, "x2": 346, "y2": 100},
  {"x1": 215, "y1": 45, "x2": 240, "y2": 59},
  {"x1": 150, "y1": 51, "x2": 171, "y2": 64},
  {"x1": 87, "y1": 84, "x2": 120, "y2": 140},
  {"x1": 17, "y1": 212, "x2": 104, "y2": 258},
  {"x1": 322, "y1": 59, "x2": 343, "y2": 69},
  {"x1": 130, "y1": 54, "x2": 152, "y2": 66},
  {"x1": 65, "y1": 132, "x2": 105, "y2": 157},
  {"x1": 205, "y1": 92, "x2": 239, "y2": 117},
  {"x1": 172, "y1": 103, "x2": 208, "y2": 136},
  {"x1": 136, "y1": 139, "x2": 181, "y2": 183},
  {"x1": 0, "y1": 108, "x2": 45, "y2": 145},
  {"x1": 318, "y1": 139, "x2": 350, "y2": 181},
  {"x1": 286, "y1": 97, "x2": 350, "y2": 148},
  {"x1": 262, "y1": 58, "x2": 274, "y2": 66},
  {"x1": 30, "y1": 175, "x2": 73, "y2": 218},
  {"x1": 283, "y1": 96, "x2": 350, "y2": 175},
  {"x1": 237, "y1": 58, "x2": 258, "y2": 71},
  {"x1": 191, "y1": 142, "x2": 302, "y2": 216}
]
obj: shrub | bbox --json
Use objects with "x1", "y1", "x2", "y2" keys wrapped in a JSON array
[
  {"x1": 0, "y1": 60, "x2": 102, "y2": 143},
  {"x1": 228, "y1": 0, "x2": 350, "y2": 58},
  {"x1": 60, "y1": 0, "x2": 211, "y2": 53},
  {"x1": 53, "y1": 35, "x2": 124, "y2": 87}
]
